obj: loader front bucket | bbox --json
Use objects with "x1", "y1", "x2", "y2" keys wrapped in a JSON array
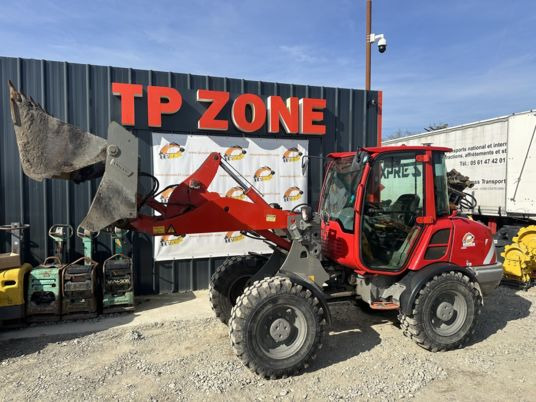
[
  {"x1": 9, "y1": 82, "x2": 140, "y2": 232},
  {"x1": 8, "y1": 81, "x2": 108, "y2": 181}
]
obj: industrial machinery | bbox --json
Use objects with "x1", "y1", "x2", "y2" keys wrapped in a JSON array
[
  {"x1": 0, "y1": 223, "x2": 32, "y2": 325},
  {"x1": 61, "y1": 227, "x2": 98, "y2": 319},
  {"x1": 385, "y1": 111, "x2": 536, "y2": 286},
  {"x1": 102, "y1": 228, "x2": 135, "y2": 313},
  {"x1": 26, "y1": 224, "x2": 72, "y2": 322},
  {"x1": 9, "y1": 82, "x2": 503, "y2": 378},
  {"x1": 501, "y1": 226, "x2": 536, "y2": 287}
]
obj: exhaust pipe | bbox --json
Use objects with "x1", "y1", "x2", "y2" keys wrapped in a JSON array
[{"x1": 8, "y1": 82, "x2": 139, "y2": 232}]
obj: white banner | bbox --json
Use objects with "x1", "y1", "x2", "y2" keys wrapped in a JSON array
[{"x1": 152, "y1": 133, "x2": 308, "y2": 260}]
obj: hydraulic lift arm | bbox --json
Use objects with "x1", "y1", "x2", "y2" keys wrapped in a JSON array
[{"x1": 129, "y1": 152, "x2": 292, "y2": 249}]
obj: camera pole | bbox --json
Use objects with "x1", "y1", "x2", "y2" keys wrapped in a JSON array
[{"x1": 365, "y1": 0, "x2": 372, "y2": 91}]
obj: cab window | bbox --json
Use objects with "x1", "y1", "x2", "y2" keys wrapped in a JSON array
[{"x1": 360, "y1": 152, "x2": 424, "y2": 269}]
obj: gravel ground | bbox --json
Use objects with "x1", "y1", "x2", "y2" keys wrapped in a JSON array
[{"x1": 0, "y1": 286, "x2": 535, "y2": 401}]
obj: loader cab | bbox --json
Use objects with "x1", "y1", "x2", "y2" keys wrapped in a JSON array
[{"x1": 320, "y1": 146, "x2": 451, "y2": 273}]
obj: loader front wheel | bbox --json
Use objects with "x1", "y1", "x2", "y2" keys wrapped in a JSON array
[
  {"x1": 209, "y1": 255, "x2": 264, "y2": 324},
  {"x1": 229, "y1": 276, "x2": 327, "y2": 379},
  {"x1": 399, "y1": 271, "x2": 482, "y2": 351}
]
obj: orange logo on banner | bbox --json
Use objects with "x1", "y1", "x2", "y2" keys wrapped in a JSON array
[
  {"x1": 160, "y1": 234, "x2": 186, "y2": 247},
  {"x1": 282, "y1": 147, "x2": 303, "y2": 163},
  {"x1": 225, "y1": 186, "x2": 246, "y2": 200},
  {"x1": 159, "y1": 187, "x2": 174, "y2": 202},
  {"x1": 224, "y1": 231, "x2": 245, "y2": 243},
  {"x1": 159, "y1": 142, "x2": 185, "y2": 159},
  {"x1": 283, "y1": 186, "x2": 304, "y2": 202},
  {"x1": 253, "y1": 166, "x2": 275, "y2": 182},
  {"x1": 224, "y1": 145, "x2": 247, "y2": 161}
]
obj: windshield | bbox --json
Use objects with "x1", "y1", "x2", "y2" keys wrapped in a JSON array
[{"x1": 319, "y1": 152, "x2": 367, "y2": 231}]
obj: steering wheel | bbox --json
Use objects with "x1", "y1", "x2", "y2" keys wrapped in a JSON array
[{"x1": 365, "y1": 201, "x2": 383, "y2": 215}]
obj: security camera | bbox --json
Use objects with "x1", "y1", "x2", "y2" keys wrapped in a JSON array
[
  {"x1": 377, "y1": 37, "x2": 387, "y2": 53},
  {"x1": 369, "y1": 33, "x2": 387, "y2": 54}
]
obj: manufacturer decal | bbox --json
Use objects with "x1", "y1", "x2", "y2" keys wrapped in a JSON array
[
  {"x1": 282, "y1": 147, "x2": 303, "y2": 163},
  {"x1": 462, "y1": 232, "x2": 476, "y2": 248},
  {"x1": 253, "y1": 166, "x2": 275, "y2": 182},
  {"x1": 283, "y1": 186, "x2": 304, "y2": 202},
  {"x1": 223, "y1": 145, "x2": 247, "y2": 161},
  {"x1": 160, "y1": 234, "x2": 186, "y2": 247},
  {"x1": 159, "y1": 142, "x2": 185, "y2": 159},
  {"x1": 225, "y1": 186, "x2": 246, "y2": 200},
  {"x1": 224, "y1": 231, "x2": 245, "y2": 243}
]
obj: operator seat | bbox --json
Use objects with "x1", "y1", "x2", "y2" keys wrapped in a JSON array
[{"x1": 390, "y1": 194, "x2": 420, "y2": 226}]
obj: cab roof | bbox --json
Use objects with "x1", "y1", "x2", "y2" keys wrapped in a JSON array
[{"x1": 328, "y1": 145, "x2": 452, "y2": 159}]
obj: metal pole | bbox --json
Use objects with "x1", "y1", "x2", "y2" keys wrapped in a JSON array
[{"x1": 365, "y1": 0, "x2": 372, "y2": 91}]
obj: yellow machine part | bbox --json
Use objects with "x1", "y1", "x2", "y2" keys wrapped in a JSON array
[
  {"x1": 501, "y1": 242, "x2": 535, "y2": 284},
  {"x1": 513, "y1": 225, "x2": 536, "y2": 255},
  {"x1": 0, "y1": 263, "x2": 32, "y2": 308}
]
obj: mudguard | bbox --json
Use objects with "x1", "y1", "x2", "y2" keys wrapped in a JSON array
[{"x1": 398, "y1": 263, "x2": 479, "y2": 315}]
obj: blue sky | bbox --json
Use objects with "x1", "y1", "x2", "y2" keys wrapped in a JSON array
[{"x1": 1, "y1": 0, "x2": 535, "y2": 137}]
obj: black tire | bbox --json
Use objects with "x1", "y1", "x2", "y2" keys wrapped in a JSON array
[
  {"x1": 209, "y1": 255, "x2": 264, "y2": 324},
  {"x1": 399, "y1": 271, "x2": 482, "y2": 352},
  {"x1": 229, "y1": 276, "x2": 327, "y2": 379}
]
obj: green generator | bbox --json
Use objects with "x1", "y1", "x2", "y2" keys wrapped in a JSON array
[
  {"x1": 26, "y1": 224, "x2": 73, "y2": 322},
  {"x1": 61, "y1": 227, "x2": 98, "y2": 319},
  {"x1": 102, "y1": 229, "x2": 134, "y2": 313}
]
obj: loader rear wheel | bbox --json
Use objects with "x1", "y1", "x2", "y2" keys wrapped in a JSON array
[
  {"x1": 399, "y1": 271, "x2": 482, "y2": 352},
  {"x1": 209, "y1": 255, "x2": 264, "y2": 324},
  {"x1": 229, "y1": 276, "x2": 327, "y2": 379}
]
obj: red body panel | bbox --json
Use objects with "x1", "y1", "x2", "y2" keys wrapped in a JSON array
[{"x1": 328, "y1": 145, "x2": 452, "y2": 160}]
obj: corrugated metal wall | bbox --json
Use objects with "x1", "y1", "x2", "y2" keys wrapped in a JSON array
[{"x1": 0, "y1": 56, "x2": 379, "y2": 294}]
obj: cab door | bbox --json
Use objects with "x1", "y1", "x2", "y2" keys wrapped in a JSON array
[{"x1": 357, "y1": 151, "x2": 426, "y2": 271}]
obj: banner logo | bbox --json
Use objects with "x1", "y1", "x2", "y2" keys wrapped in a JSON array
[
  {"x1": 224, "y1": 145, "x2": 247, "y2": 161},
  {"x1": 254, "y1": 166, "x2": 275, "y2": 182},
  {"x1": 160, "y1": 234, "x2": 186, "y2": 247},
  {"x1": 159, "y1": 142, "x2": 185, "y2": 159},
  {"x1": 159, "y1": 187, "x2": 174, "y2": 203},
  {"x1": 224, "y1": 231, "x2": 245, "y2": 243},
  {"x1": 283, "y1": 147, "x2": 303, "y2": 163},
  {"x1": 225, "y1": 186, "x2": 246, "y2": 200},
  {"x1": 283, "y1": 186, "x2": 304, "y2": 202}
]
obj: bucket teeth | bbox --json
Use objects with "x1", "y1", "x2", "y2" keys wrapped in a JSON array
[{"x1": 8, "y1": 80, "x2": 108, "y2": 182}]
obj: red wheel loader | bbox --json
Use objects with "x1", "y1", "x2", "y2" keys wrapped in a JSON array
[{"x1": 8, "y1": 82, "x2": 503, "y2": 378}]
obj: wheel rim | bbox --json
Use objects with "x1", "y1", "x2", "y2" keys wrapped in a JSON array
[
  {"x1": 227, "y1": 276, "x2": 251, "y2": 306},
  {"x1": 256, "y1": 304, "x2": 308, "y2": 360},
  {"x1": 428, "y1": 289, "x2": 468, "y2": 337}
]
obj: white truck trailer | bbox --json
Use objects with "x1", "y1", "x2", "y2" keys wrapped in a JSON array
[{"x1": 385, "y1": 110, "x2": 536, "y2": 286}]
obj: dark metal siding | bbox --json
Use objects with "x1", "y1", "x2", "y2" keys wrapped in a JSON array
[{"x1": 0, "y1": 56, "x2": 379, "y2": 294}]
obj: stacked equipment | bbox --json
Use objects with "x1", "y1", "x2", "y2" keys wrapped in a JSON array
[
  {"x1": 61, "y1": 227, "x2": 98, "y2": 319},
  {"x1": 0, "y1": 223, "x2": 32, "y2": 325},
  {"x1": 26, "y1": 224, "x2": 72, "y2": 322},
  {"x1": 102, "y1": 228, "x2": 134, "y2": 313}
]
